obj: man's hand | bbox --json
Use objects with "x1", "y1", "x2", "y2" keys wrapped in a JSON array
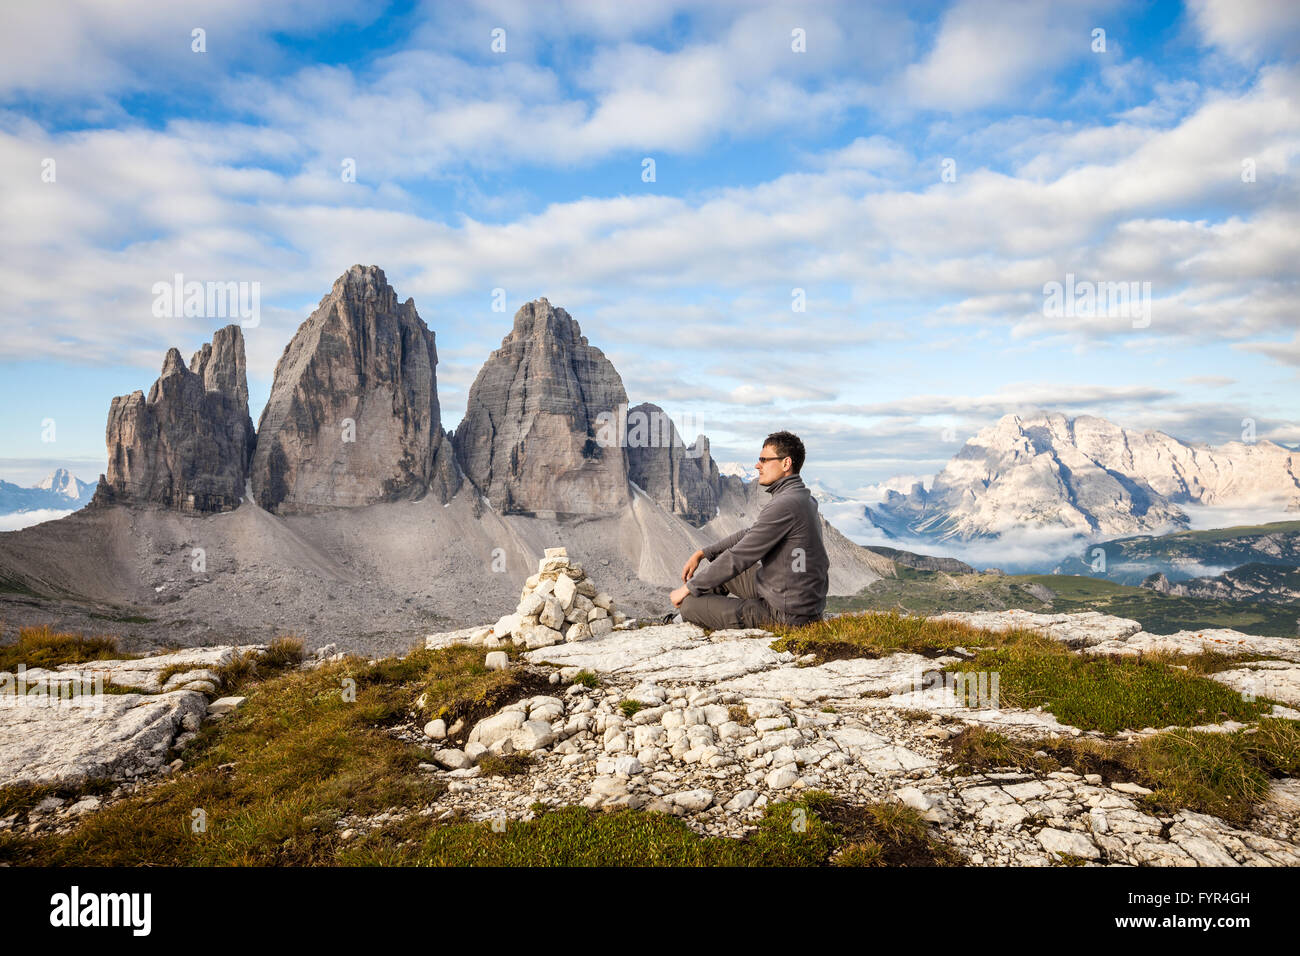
[
  {"x1": 670, "y1": 585, "x2": 690, "y2": 607},
  {"x1": 681, "y1": 549, "x2": 705, "y2": 583}
]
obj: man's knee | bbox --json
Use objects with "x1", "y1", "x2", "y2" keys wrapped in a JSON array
[{"x1": 679, "y1": 594, "x2": 743, "y2": 631}]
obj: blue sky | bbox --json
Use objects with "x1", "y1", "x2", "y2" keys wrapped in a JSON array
[{"x1": 1, "y1": 0, "x2": 1297, "y2": 495}]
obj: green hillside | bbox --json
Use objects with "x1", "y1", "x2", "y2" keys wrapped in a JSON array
[{"x1": 831, "y1": 566, "x2": 1300, "y2": 638}]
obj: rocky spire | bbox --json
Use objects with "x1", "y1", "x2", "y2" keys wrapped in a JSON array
[
  {"x1": 453, "y1": 298, "x2": 630, "y2": 516},
  {"x1": 250, "y1": 265, "x2": 459, "y2": 513},
  {"x1": 625, "y1": 402, "x2": 721, "y2": 527},
  {"x1": 92, "y1": 324, "x2": 255, "y2": 512}
]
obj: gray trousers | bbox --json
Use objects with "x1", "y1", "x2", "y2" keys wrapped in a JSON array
[{"x1": 679, "y1": 564, "x2": 783, "y2": 631}]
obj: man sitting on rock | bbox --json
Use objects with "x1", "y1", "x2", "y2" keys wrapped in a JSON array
[{"x1": 668, "y1": 431, "x2": 830, "y2": 630}]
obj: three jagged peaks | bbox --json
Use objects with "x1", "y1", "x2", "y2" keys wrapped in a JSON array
[{"x1": 94, "y1": 267, "x2": 731, "y2": 525}]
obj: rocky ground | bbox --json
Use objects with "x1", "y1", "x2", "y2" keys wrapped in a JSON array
[
  {"x1": 4, "y1": 600, "x2": 1299, "y2": 866},
  {"x1": 400, "y1": 611, "x2": 1300, "y2": 866}
]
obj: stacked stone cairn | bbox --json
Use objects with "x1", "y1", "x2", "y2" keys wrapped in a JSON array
[{"x1": 490, "y1": 547, "x2": 628, "y2": 650}]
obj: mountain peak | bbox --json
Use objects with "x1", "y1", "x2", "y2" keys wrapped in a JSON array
[
  {"x1": 455, "y1": 299, "x2": 627, "y2": 516},
  {"x1": 251, "y1": 267, "x2": 457, "y2": 512},
  {"x1": 332, "y1": 264, "x2": 390, "y2": 297},
  {"x1": 507, "y1": 298, "x2": 589, "y2": 348},
  {"x1": 871, "y1": 411, "x2": 1300, "y2": 542},
  {"x1": 35, "y1": 468, "x2": 69, "y2": 491},
  {"x1": 96, "y1": 326, "x2": 255, "y2": 513}
]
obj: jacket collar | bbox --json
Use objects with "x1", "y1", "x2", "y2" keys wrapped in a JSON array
[{"x1": 762, "y1": 473, "x2": 804, "y2": 495}]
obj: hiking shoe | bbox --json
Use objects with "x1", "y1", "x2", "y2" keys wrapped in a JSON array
[{"x1": 653, "y1": 612, "x2": 683, "y2": 625}]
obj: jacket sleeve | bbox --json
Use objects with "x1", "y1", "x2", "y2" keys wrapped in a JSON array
[
  {"x1": 702, "y1": 528, "x2": 747, "y2": 562},
  {"x1": 686, "y1": 500, "x2": 796, "y2": 595}
]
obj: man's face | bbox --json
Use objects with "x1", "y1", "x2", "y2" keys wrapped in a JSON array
[{"x1": 755, "y1": 444, "x2": 791, "y2": 485}]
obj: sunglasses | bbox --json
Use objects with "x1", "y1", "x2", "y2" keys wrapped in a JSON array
[{"x1": 756, "y1": 456, "x2": 788, "y2": 463}]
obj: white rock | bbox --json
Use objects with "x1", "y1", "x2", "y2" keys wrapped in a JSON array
[
  {"x1": 207, "y1": 696, "x2": 246, "y2": 717},
  {"x1": 614, "y1": 756, "x2": 644, "y2": 776},
  {"x1": 423, "y1": 719, "x2": 447, "y2": 740},
  {"x1": 766, "y1": 766, "x2": 799, "y2": 789},
  {"x1": 893, "y1": 786, "x2": 933, "y2": 812},
  {"x1": 539, "y1": 598, "x2": 565, "y2": 630},
  {"x1": 492, "y1": 613, "x2": 522, "y2": 639},
  {"x1": 485, "y1": 651, "x2": 510, "y2": 671},
  {"x1": 434, "y1": 748, "x2": 472, "y2": 770},
  {"x1": 469, "y1": 710, "x2": 526, "y2": 746},
  {"x1": 1113, "y1": 782, "x2": 1153, "y2": 796},
  {"x1": 724, "y1": 790, "x2": 760, "y2": 811},
  {"x1": 521, "y1": 624, "x2": 564, "y2": 649},
  {"x1": 554, "y1": 573, "x2": 577, "y2": 611},
  {"x1": 671, "y1": 789, "x2": 715, "y2": 812},
  {"x1": 511, "y1": 720, "x2": 557, "y2": 752},
  {"x1": 1037, "y1": 827, "x2": 1102, "y2": 860}
]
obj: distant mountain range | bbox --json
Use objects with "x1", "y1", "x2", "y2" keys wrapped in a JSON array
[
  {"x1": 865, "y1": 413, "x2": 1300, "y2": 543},
  {"x1": 0, "y1": 468, "x2": 95, "y2": 516}
]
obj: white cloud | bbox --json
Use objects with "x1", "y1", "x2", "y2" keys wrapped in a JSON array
[
  {"x1": 901, "y1": 0, "x2": 1100, "y2": 110},
  {"x1": 1188, "y1": 0, "x2": 1300, "y2": 63},
  {"x1": 0, "y1": 508, "x2": 78, "y2": 531},
  {"x1": 0, "y1": 0, "x2": 372, "y2": 99}
]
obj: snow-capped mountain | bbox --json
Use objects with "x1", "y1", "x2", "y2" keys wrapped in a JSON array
[
  {"x1": 34, "y1": 468, "x2": 92, "y2": 501},
  {"x1": 803, "y1": 479, "x2": 848, "y2": 504},
  {"x1": 0, "y1": 469, "x2": 97, "y2": 522},
  {"x1": 716, "y1": 462, "x2": 758, "y2": 483},
  {"x1": 866, "y1": 413, "x2": 1300, "y2": 542}
]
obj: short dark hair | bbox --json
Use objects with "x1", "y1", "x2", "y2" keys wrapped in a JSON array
[{"x1": 763, "y1": 431, "x2": 805, "y2": 473}]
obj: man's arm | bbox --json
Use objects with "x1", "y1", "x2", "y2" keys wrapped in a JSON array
[
  {"x1": 701, "y1": 528, "x2": 746, "y2": 562},
  {"x1": 686, "y1": 501, "x2": 796, "y2": 595}
]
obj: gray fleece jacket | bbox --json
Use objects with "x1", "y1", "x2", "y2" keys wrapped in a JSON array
[{"x1": 685, "y1": 473, "x2": 830, "y2": 624}]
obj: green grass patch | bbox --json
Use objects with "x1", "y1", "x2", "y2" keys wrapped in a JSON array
[
  {"x1": 946, "y1": 720, "x2": 1300, "y2": 826},
  {"x1": 829, "y1": 567, "x2": 1300, "y2": 637},
  {"x1": 947, "y1": 634, "x2": 1275, "y2": 734},
  {"x1": 571, "y1": 669, "x2": 600, "y2": 688},
  {"x1": 414, "y1": 644, "x2": 547, "y2": 730},
  {"x1": 619, "y1": 699, "x2": 644, "y2": 718},
  {"x1": 477, "y1": 753, "x2": 535, "y2": 777},
  {"x1": 772, "y1": 611, "x2": 1282, "y2": 735},
  {"x1": 0, "y1": 626, "x2": 132, "y2": 671},
  {"x1": 771, "y1": 610, "x2": 1004, "y2": 660},
  {"x1": 340, "y1": 790, "x2": 956, "y2": 867},
  {"x1": 728, "y1": 704, "x2": 753, "y2": 726},
  {"x1": 946, "y1": 726, "x2": 1132, "y2": 780},
  {"x1": 1132, "y1": 718, "x2": 1300, "y2": 825},
  {"x1": 0, "y1": 647, "x2": 487, "y2": 865}
]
